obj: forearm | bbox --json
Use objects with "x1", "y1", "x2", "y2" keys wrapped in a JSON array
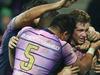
[
  {"x1": 14, "y1": 0, "x2": 65, "y2": 28},
  {"x1": 78, "y1": 53, "x2": 93, "y2": 75},
  {"x1": 79, "y1": 41, "x2": 100, "y2": 74},
  {"x1": 9, "y1": 48, "x2": 15, "y2": 69},
  {"x1": 73, "y1": 48, "x2": 95, "y2": 75}
]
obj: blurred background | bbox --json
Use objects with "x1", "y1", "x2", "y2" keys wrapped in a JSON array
[{"x1": 0, "y1": 0, "x2": 100, "y2": 45}]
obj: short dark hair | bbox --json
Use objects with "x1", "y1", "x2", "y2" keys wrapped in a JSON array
[
  {"x1": 50, "y1": 14, "x2": 76, "y2": 34},
  {"x1": 69, "y1": 9, "x2": 91, "y2": 23},
  {"x1": 38, "y1": 11, "x2": 59, "y2": 27}
]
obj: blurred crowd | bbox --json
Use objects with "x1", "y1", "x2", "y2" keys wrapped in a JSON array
[
  {"x1": 0, "y1": 0, "x2": 29, "y2": 45},
  {"x1": 0, "y1": 0, "x2": 50, "y2": 45}
]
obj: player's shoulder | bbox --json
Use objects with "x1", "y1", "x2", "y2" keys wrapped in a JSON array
[
  {"x1": 59, "y1": 39, "x2": 69, "y2": 47},
  {"x1": 18, "y1": 26, "x2": 33, "y2": 36},
  {"x1": 7, "y1": 17, "x2": 16, "y2": 29},
  {"x1": 59, "y1": 39, "x2": 73, "y2": 50},
  {"x1": 21, "y1": 26, "x2": 33, "y2": 31}
]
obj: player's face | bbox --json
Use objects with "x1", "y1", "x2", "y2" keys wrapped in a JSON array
[{"x1": 72, "y1": 22, "x2": 89, "y2": 45}]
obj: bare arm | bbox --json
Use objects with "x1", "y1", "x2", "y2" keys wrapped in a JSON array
[
  {"x1": 75, "y1": 41, "x2": 100, "y2": 75},
  {"x1": 76, "y1": 53, "x2": 93, "y2": 75},
  {"x1": 14, "y1": 0, "x2": 69, "y2": 29}
]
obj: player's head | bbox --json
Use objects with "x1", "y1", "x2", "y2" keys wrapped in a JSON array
[
  {"x1": 49, "y1": 14, "x2": 76, "y2": 41},
  {"x1": 69, "y1": 9, "x2": 91, "y2": 45},
  {"x1": 38, "y1": 11, "x2": 59, "y2": 28}
]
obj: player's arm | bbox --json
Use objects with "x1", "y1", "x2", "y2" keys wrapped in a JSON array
[
  {"x1": 14, "y1": 0, "x2": 78, "y2": 29},
  {"x1": 8, "y1": 36, "x2": 19, "y2": 68},
  {"x1": 74, "y1": 41, "x2": 100, "y2": 75}
]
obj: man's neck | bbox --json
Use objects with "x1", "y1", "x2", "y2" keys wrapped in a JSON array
[{"x1": 48, "y1": 27, "x2": 60, "y2": 37}]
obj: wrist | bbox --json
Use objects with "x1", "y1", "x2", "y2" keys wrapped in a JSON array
[
  {"x1": 87, "y1": 48, "x2": 95, "y2": 55},
  {"x1": 55, "y1": 0, "x2": 65, "y2": 9}
]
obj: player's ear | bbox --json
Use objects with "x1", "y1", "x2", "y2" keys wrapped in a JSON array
[
  {"x1": 60, "y1": 31, "x2": 69, "y2": 41},
  {"x1": 64, "y1": 31, "x2": 70, "y2": 41}
]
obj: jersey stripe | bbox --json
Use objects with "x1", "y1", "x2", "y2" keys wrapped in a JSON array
[
  {"x1": 20, "y1": 37, "x2": 60, "y2": 53},
  {"x1": 16, "y1": 47, "x2": 58, "y2": 62},
  {"x1": 15, "y1": 58, "x2": 50, "y2": 71},
  {"x1": 20, "y1": 29, "x2": 60, "y2": 43},
  {"x1": 14, "y1": 68, "x2": 33, "y2": 75}
]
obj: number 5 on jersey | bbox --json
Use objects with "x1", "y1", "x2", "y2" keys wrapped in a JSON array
[{"x1": 20, "y1": 43, "x2": 39, "y2": 71}]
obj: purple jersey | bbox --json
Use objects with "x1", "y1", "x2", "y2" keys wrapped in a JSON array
[
  {"x1": 75, "y1": 49, "x2": 85, "y2": 59},
  {"x1": 13, "y1": 27, "x2": 77, "y2": 75}
]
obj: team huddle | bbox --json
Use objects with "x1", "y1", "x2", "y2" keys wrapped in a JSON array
[{"x1": 0, "y1": 0, "x2": 100, "y2": 75}]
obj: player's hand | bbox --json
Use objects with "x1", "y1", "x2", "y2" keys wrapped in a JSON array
[
  {"x1": 58, "y1": 66, "x2": 80, "y2": 75},
  {"x1": 91, "y1": 50, "x2": 100, "y2": 73},
  {"x1": 87, "y1": 29, "x2": 100, "y2": 42},
  {"x1": 92, "y1": 63, "x2": 100, "y2": 73},
  {"x1": 57, "y1": 0, "x2": 78, "y2": 8},
  {"x1": 9, "y1": 36, "x2": 19, "y2": 49},
  {"x1": 91, "y1": 56, "x2": 97, "y2": 69},
  {"x1": 92, "y1": 56, "x2": 100, "y2": 73},
  {"x1": 75, "y1": 40, "x2": 90, "y2": 51},
  {"x1": 94, "y1": 64, "x2": 100, "y2": 73}
]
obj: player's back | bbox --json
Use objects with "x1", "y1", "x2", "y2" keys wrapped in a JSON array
[{"x1": 13, "y1": 27, "x2": 63, "y2": 75}]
